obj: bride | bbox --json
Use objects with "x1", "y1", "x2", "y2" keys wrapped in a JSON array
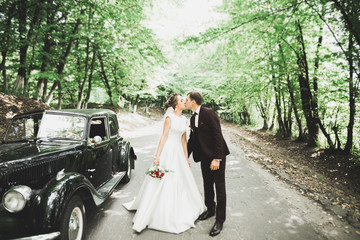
[{"x1": 123, "y1": 93, "x2": 205, "y2": 234}]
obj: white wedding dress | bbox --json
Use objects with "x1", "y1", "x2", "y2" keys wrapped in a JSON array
[{"x1": 123, "y1": 113, "x2": 205, "y2": 234}]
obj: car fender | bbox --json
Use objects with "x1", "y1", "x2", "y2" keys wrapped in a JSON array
[
  {"x1": 35, "y1": 172, "x2": 96, "y2": 230},
  {"x1": 119, "y1": 141, "x2": 136, "y2": 170}
]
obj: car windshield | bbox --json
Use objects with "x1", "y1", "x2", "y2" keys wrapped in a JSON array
[
  {"x1": 4, "y1": 113, "x2": 43, "y2": 142},
  {"x1": 38, "y1": 113, "x2": 85, "y2": 141}
]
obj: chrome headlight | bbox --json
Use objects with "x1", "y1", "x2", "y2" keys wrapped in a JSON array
[{"x1": 2, "y1": 185, "x2": 32, "y2": 213}]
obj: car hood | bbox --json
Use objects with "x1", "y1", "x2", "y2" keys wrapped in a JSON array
[{"x1": 0, "y1": 141, "x2": 82, "y2": 164}]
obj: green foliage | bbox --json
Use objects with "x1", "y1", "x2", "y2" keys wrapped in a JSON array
[
  {"x1": 0, "y1": 0, "x2": 165, "y2": 108},
  {"x1": 1, "y1": 0, "x2": 360, "y2": 154},
  {"x1": 178, "y1": 0, "x2": 360, "y2": 153}
]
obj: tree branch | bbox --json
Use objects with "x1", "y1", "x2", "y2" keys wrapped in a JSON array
[
  {"x1": 305, "y1": 0, "x2": 360, "y2": 79},
  {"x1": 196, "y1": 1, "x2": 306, "y2": 44}
]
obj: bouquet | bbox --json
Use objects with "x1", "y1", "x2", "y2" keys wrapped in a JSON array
[
  {"x1": 87, "y1": 136, "x2": 102, "y2": 147},
  {"x1": 145, "y1": 164, "x2": 173, "y2": 179}
]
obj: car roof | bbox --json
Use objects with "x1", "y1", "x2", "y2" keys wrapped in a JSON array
[
  {"x1": 13, "y1": 109, "x2": 116, "y2": 118},
  {"x1": 45, "y1": 109, "x2": 116, "y2": 117}
]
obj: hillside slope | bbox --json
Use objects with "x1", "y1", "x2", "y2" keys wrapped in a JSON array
[{"x1": 0, "y1": 93, "x2": 50, "y2": 137}]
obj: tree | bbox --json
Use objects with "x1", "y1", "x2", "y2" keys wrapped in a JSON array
[{"x1": 180, "y1": 0, "x2": 360, "y2": 154}]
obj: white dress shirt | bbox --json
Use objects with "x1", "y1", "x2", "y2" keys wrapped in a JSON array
[{"x1": 195, "y1": 106, "x2": 201, "y2": 127}]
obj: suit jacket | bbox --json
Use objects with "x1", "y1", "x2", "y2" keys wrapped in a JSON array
[{"x1": 188, "y1": 106, "x2": 230, "y2": 162}]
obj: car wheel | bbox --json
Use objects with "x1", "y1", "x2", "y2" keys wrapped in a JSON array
[
  {"x1": 58, "y1": 195, "x2": 85, "y2": 240},
  {"x1": 121, "y1": 152, "x2": 132, "y2": 183}
]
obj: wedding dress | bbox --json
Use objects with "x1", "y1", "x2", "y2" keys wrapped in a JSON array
[{"x1": 123, "y1": 112, "x2": 205, "y2": 234}]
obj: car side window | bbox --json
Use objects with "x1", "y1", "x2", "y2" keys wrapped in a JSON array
[
  {"x1": 109, "y1": 117, "x2": 118, "y2": 137},
  {"x1": 89, "y1": 117, "x2": 107, "y2": 140}
]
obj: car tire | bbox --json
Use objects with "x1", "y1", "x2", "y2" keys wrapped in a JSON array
[
  {"x1": 58, "y1": 195, "x2": 86, "y2": 240},
  {"x1": 121, "y1": 151, "x2": 132, "y2": 183}
]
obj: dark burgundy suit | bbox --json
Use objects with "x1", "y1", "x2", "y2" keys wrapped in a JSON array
[{"x1": 188, "y1": 106, "x2": 230, "y2": 223}]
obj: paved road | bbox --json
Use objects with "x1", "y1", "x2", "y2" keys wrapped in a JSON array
[{"x1": 84, "y1": 121, "x2": 359, "y2": 240}]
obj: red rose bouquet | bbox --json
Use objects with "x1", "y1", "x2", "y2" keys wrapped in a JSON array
[{"x1": 145, "y1": 164, "x2": 173, "y2": 179}]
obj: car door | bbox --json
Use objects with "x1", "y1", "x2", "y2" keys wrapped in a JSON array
[
  {"x1": 108, "y1": 116, "x2": 120, "y2": 173},
  {"x1": 85, "y1": 116, "x2": 113, "y2": 189}
]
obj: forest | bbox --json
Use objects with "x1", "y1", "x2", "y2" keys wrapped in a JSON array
[{"x1": 0, "y1": 0, "x2": 359, "y2": 156}]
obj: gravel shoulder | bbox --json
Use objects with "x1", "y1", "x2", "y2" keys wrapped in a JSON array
[{"x1": 221, "y1": 121, "x2": 360, "y2": 232}]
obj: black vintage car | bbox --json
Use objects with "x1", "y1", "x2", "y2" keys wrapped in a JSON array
[{"x1": 0, "y1": 109, "x2": 136, "y2": 240}]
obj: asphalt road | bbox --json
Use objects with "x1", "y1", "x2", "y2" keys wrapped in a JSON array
[{"x1": 84, "y1": 121, "x2": 360, "y2": 240}]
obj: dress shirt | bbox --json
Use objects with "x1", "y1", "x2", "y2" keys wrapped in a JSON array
[{"x1": 194, "y1": 106, "x2": 201, "y2": 127}]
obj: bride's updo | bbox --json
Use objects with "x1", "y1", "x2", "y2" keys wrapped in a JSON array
[{"x1": 165, "y1": 93, "x2": 180, "y2": 110}]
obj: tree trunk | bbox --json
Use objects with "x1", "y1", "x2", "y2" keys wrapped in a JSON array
[
  {"x1": 25, "y1": 45, "x2": 36, "y2": 95},
  {"x1": 269, "y1": 106, "x2": 276, "y2": 131},
  {"x1": 344, "y1": 34, "x2": 355, "y2": 153},
  {"x1": 0, "y1": 2, "x2": 16, "y2": 92},
  {"x1": 14, "y1": 0, "x2": 42, "y2": 93},
  {"x1": 37, "y1": 0, "x2": 57, "y2": 101},
  {"x1": 286, "y1": 101, "x2": 293, "y2": 137},
  {"x1": 312, "y1": 27, "x2": 323, "y2": 117},
  {"x1": 280, "y1": 42, "x2": 302, "y2": 139},
  {"x1": 298, "y1": 71, "x2": 318, "y2": 146},
  {"x1": 77, "y1": 39, "x2": 90, "y2": 109},
  {"x1": 331, "y1": 106, "x2": 341, "y2": 149},
  {"x1": 243, "y1": 106, "x2": 251, "y2": 125},
  {"x1": 312, "y1": 25, "x2": 336, "y2": 149},
  {"x1": 133, "y1": 94, "x2": 140, "y2": 113},
  {"x1": 14, "y1": 0, "x2": 27, "y2": 92},
  {"x1": 256, "y1": 101, "x2": 269, "y2": 130},
  {"x1": 279, "y1": 41, "x2": 303, "y2": 140},
  {"x1": 287, "y1": 74, "x2": 302, "y2": 140},
  {"x1": 270, "y1": 56, "x2": 286, "y2": 137},
  {"x1": 65, "y1": 87, "x2": 76, "y2": 108},
  {"x1": 282, "y1": 95, "x2": 292, "y2": 138},
  {"x1": 57, "y1": 82, "x2": 62, "y2": 110},
  {"x1": 45, "y1": 81, "x2": 58, "y2": 105},
  {"x1": 45, "y1": 11, "x2": 82, "y2": 104},
  {"x1": 331, "y1": 0, "x2": 360, "y2": 48},
  {"x1": 77, "y1": 8, "x2": 93, "y2": 109},
  {"x1": 1, "y1": 51, "x2": 7, "y2": 92},
  {"x1": 98, "y1": 54, "x2": 114, "y2": 105},
  {"x1": 281, "y1": 86, "x2": 292, "y2": 138},
  {"x1": 296, "y1": 20, "x2": 318, "y2": 146},
  {"x1": 311, "y1": 26, "x2": 335, "y2": 147},
  {"x1": 83, "y1": 47, "x2": 97, "y2": 109}
]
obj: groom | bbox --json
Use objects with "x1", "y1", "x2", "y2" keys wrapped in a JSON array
[{"x1": 186, "y1": 91, "x2": 230, "y2": 237}]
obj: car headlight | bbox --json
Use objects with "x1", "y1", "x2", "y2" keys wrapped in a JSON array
[{"x1": 2, "y1": 185, "x2": 32, "y2": 213}]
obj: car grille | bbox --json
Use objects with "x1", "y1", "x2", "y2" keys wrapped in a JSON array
[{"x1": 0, "y1": 156, "x2": 67, "y2": 197}]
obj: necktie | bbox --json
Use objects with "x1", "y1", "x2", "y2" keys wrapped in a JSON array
[
  {"x1": 194, "y1": 112, "x2": 198, "y2": 127},
  {"x1": 191, "y1": 112, "x2": 196, "y2": 129}
]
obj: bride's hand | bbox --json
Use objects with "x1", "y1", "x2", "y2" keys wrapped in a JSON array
[
  {"x1": 153, "y1": 156, "x2": 160, "y2": 165},
  {"x1": 187, "y1": 158, "x2": 191, "y2": 168}
]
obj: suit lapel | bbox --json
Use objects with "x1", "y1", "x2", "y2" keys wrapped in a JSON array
[
  {"x1": 190, "y1": 113, "x2": 195, "y2": 128},
  {"x1": 198, "y1": 106, "x2": 204, "y2": 130}
]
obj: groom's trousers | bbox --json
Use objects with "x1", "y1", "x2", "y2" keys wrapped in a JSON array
[{"x1": 200, "y1": 156, "x2": 226, "y2": 223}]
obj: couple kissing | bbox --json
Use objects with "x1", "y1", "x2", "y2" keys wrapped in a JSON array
[{"x1": 123, "y1": 91, "x2": 230, "y2": 237}]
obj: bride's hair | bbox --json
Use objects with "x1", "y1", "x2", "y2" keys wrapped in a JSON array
[{"x1": 165, "y1": 93, "x2": 180, "y2": 109}]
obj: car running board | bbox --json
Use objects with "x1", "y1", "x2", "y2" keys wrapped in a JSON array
[{"x1": 92, "y1": 171, "x2": 126, "y2": 206}]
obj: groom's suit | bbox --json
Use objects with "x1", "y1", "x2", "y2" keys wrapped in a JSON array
[{"x1": 188, "y1": 106, "x2": 230, "y2": 223}]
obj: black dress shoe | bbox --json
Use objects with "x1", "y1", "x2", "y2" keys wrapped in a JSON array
[
  {"x1": 198, "y1": 211, "x2": 215, "y2": 220},
  {"x1": 210, "y1": 221, "x2": 223, "y2": 236}
]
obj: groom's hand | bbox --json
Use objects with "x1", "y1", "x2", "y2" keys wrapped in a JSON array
[{"x1": 210, "y1": 159, "x2": 220, "y2": 171}]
